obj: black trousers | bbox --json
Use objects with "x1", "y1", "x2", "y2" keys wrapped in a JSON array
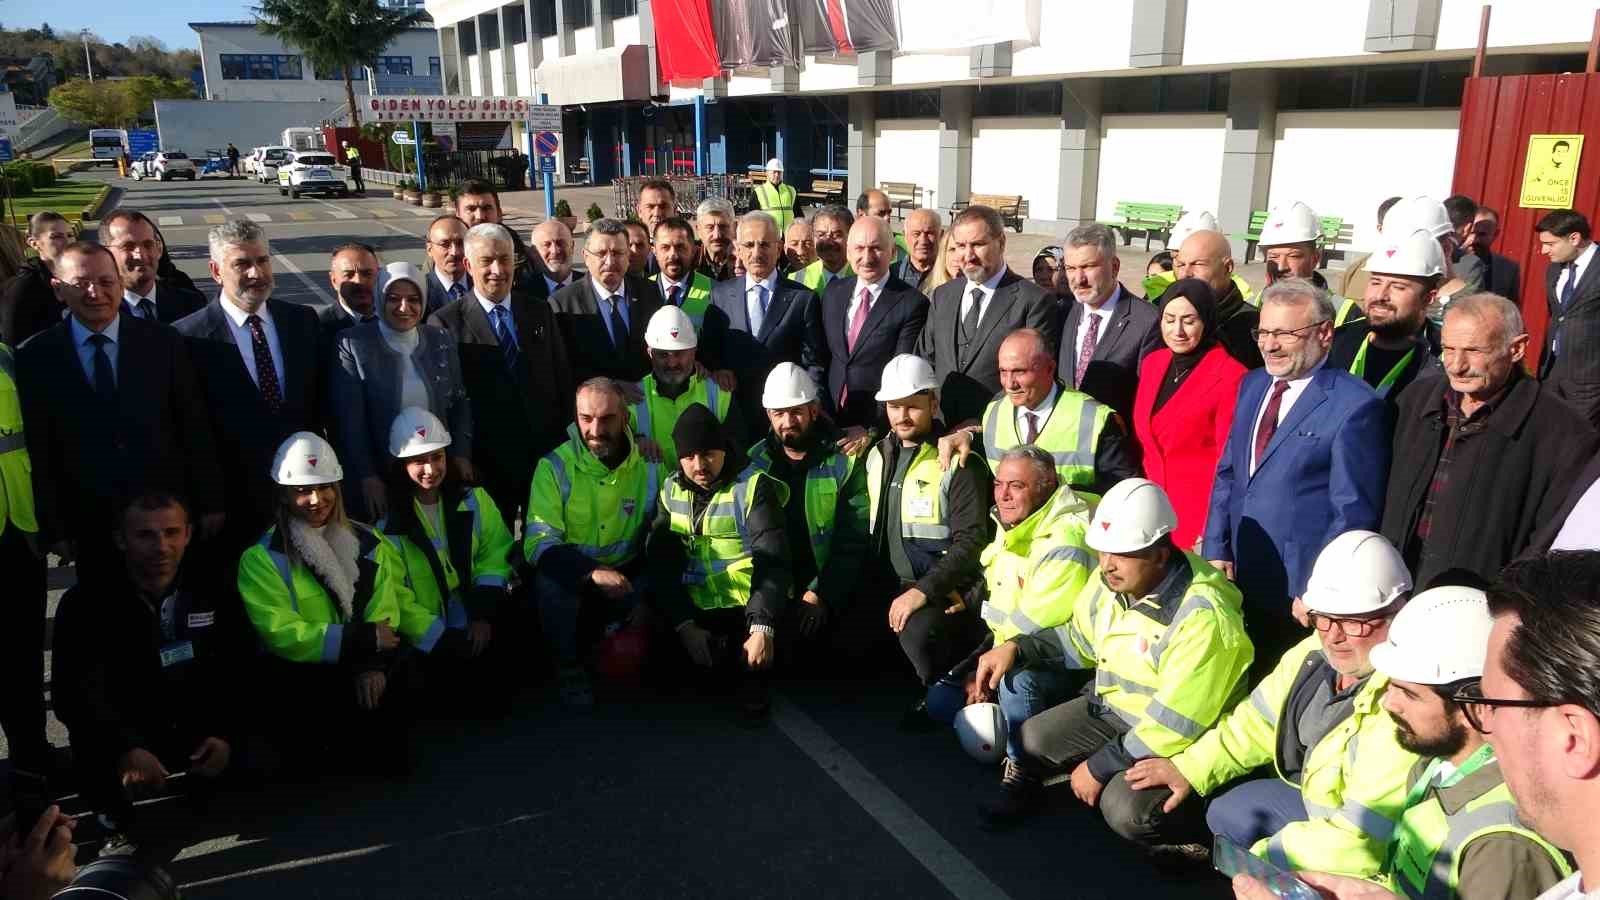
[
  {"x1": 1018, "y1": 695, "x2": 1209, "y2": 846},
  {"x1": 71, "y1": 726, "x2": 208, "y2": 828},
  {"x1": 671, "y1": 607, "x2": 772, "y2": 698},
  {"x1": 349, "y1": 168, "x2": 365, "y2": 192},
  {"x1": 896, "y1": 597, "x2": 989, "y2": 686},
  {"x1": 0, "y1": 525, "x2": 49, "y2": 770},
  {"x1": 252, "y1": 652, "x2": 415, "y2": 772}
]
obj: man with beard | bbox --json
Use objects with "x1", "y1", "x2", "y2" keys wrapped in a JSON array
[
  {"x1": 102, "y1": 210, "x2": 205, "y2": 323},
  {"x1": 526, "y1": 378, "x2": 661, "y2": 707},
  {"x1": 631, "y1": 305, "x2": 744, "y2": 464},
  {"x1": 746, "y1": 363, "x2": 870, "y2": 660},
  {"x1": 423, "y1": 215, "x2": 471, "y2": 317},
  {"x1": 784, "y1": 219, "x2": 816, "y2": 273},
  {"x1": 319, "y1": 243, "x2": 381, "y2": 356},
  {"x1": 530, "y1": 219, "x2": 579, "y2": 300},
  {"x1": 652, "y1": 216, "x2": 732, "y2": 380},
  {"x1": 1327, "y1": 230, "x2": 1444, "y2": 421},
  {"x1": 795, "y1": 206, "x2": 855, "y2": 294},
  {"x1": 1174, "y1": 230, "x2": 1264, "y2": 369},
  {"x1": 1056, "y1": 222, "x2": 1161, "y2": 421},
  {"x1": 694, "y1": 198, "x2": 738, "y2": 283}
]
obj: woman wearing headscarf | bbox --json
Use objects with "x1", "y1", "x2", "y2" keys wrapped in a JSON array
[{"x1": 1130, "y1": 278, "x2": 1248, "y2": 550}]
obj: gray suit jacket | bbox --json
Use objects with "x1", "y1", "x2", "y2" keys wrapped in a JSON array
[
  {"x1": 920, "y1": 268, "x2": 1060, "y2": 426},
  {"x1": 1057, "y1": 284, "x2": 1162, "y2": 420},
  {"x1": 330, "y1": 321, "x2": 473, "y2": 482}
]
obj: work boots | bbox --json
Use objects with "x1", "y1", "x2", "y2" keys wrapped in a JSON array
[{"x1": 977, "y1": 758, "x2": 1042, "y2": 830}]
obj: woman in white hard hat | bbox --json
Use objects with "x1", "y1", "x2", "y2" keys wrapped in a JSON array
[
  {"x1": 382, "y1": 407, "x2": 514, "y2": 713},
  {"x1": 237, "y1": 431, "x2": 414, "y2": 768},
  {"x1": 330, "y1": 260, "x2": 473, "y2": 523}
]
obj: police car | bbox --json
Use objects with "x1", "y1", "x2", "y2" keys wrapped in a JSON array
[
  {"x1": 130, "y1": 150, "x2": 197, "y2": 181},
  {"x1": 277, "y1": 151, "x2": 349, "y2": 199}
]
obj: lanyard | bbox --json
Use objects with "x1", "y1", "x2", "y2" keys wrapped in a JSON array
[
  {"x1": 1402, "y1": 743, "x2": 1497, "y2": 809},
  {"x1": 1350, "y1": 334, "x2": 1416, "y2": 397}
]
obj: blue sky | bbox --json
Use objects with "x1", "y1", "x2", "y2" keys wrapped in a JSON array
[{"x1": 4, "y1": 0, "x2": 256, "y2": 52}]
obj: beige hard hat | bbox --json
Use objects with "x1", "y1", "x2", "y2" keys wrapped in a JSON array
[
  {"x1": 271, "y1": 431, "x2": 344, "y2": 486},
  {"x1": 1085, "y1": 478, "x2": 1179, "y2": 554},
  {"x1": 1168, "y1": 210, "x2": 1219, "y2": 251},
  {"x1": 1302, "y1": 530, "x2": 1412, "y2": 616},
  {"x1": 645, "y1": 304, "x2": 698, "y2": 351},
  {"x1": 1369, "y1": 229, "x2": 1445, "y2": 279},
  {"x1": 1382, "y1": 195, "x2": 1453, "y2": 240},
  {"x1": 1259, "y1": 201, "x2": 1322, "y2": 247},
  {"x1": 389, "y1": 406, "x2": 452, "y2": 459},
  {"x1": 1368, "y1": 586, "x2": 1491, "y2": 686},
  {"x1": 875, "y1": 353, "x2": 939, "y2": 402},
  {"x1": 762, "y1": 362, "x2": 818, "y2": 409}
]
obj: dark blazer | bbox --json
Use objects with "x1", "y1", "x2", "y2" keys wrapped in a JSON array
[
  {"x1": 174, "y1": 298, "x2": 323, "y2": 547},
  {"x1": 821, "y1": 275, "x2": 928, "y2": 428},
  {"x1": 921, "y1": 268, "x2": 1060, "y2": 426},
  {"x1": 124, "y1": 279, "x2": 206, "y2": 325},
  {"x1": 1479, "y1": 250, "x2": 1520, "y2": 304},
  {"x1": 1382, "y1": 372, "x2": 1598, "y2": 588},
  {"x1": 708, "y1": 273, "x2": 826, "y2": 423},
  {"x1": 330, "y1": 321, "x2": 473, "y2": 483},
  {"x1": 1203, "y1": 366, "x2": 1389, "y2": 629},
  {"x1": 1057, "y1": 283, "x2": 1161, "y2": 421},
  {"x1": 0, "y1": 259, "x2": 58, "y2": 346},
  {"x1": 423, "y1": 270, "x2": 471, "y2": 319},
  {"x1": 16, "y1": 314, "x2": 223, "y2": 547},
  {"x1": 1540, "y1": 253, "x2": 1600, "y2": 426},
  {"x1": 547, "y1": 274, "x2": 662, "y2": 384}
]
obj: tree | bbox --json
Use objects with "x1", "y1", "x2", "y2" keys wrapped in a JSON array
[
  {"x1": 48, "y1": 76, "x2": 192, "y2": 127},
  {"x1": 253, "y1": 0, "x2": 426, "y2": 127}
]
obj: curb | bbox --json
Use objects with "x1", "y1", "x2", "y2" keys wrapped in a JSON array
[{"x1": 81, "y1": 184, "x2": 121, "y2": 224}]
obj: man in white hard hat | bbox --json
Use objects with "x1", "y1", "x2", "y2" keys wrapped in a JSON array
[
  {"x1": 1259, "y1": 201, "x2": 1329, "y2": 290},
  {"x1": 1127, "y1": 531, "x2": 1420, "y2": 881},
  {"x1": 1149, "y1": 210, "x2": 1255, "y2": 306},
  {"x1": 632, "y1": 305, "x2": 745, "y2": 464},
  {"x1": 975, "y1": 478, "x2": 1252, "y2": 843},
  {"x1": 745, "y1": 362, "x2": 870, "y2": 656},
  {"x1": 869, "y1": 354, "x2": 993, "y2": 728},
  {"x1": 754, "y1": 157, "x2": 797, "y2": 234},
  {"x1": 1382, "y1": 195, "x2": 1484, "y2": 320},
  {"x1": 1326, "y1": 230, "x2": 1443, "y2": 406}
]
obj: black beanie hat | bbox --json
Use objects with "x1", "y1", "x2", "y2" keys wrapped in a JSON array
[{"x1": 672, "y1": 403, "x2": 726, "y2": 458}]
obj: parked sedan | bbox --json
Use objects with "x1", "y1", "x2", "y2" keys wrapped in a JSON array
[
  {"x1": 130, "y1": 150, "x2": 197, "y2": 181},
  {"x1": 255, "y1": 146, "x2": 293, "y2": 183},
  {"x1": 277, "y1": 151, "x2": 348, "y2": 198}
]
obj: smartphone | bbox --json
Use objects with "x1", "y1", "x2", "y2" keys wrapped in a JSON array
[
  {"x1": 8, "y1": 769, "x2": 49, "y2": 842},
  {"x1": 1212, "y1": 835, "x2": 1323, "y2": 900}
]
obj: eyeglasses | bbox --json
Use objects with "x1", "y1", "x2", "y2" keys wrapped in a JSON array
[
  {"x1": 1451, "y1": 681, "x2": 1556, "y2": 735},
  {"x1": 737, "y1": 240, "x2": 777, "y2": 250},
  {"x1": 1307, "y1": 612, "x2": 1386, "y2": 638},
  {"x1": 1250, "y1": 322, "x2": 1327, "y2": 344}
]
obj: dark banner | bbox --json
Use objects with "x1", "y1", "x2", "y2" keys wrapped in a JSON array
[
  {"x1": 799, "y1": 0, "x2": 897, "y2": 55},
  {"x1": 710, "y1": 0, "x2": 802, "y2": 69}
]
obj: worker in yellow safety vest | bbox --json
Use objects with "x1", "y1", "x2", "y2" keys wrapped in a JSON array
[
  {"x1": 754, "y1": 158, "x2": 797, "y2": 234},
  {"x1": 631, "y1": 305, "x2": 744, "y2": 465},
  {"x1": 795, "y1": 207, "x2": 854, "y2": 294},
  {"x1": 0, "y1": 340, "x2": 51, "y2": 774}
]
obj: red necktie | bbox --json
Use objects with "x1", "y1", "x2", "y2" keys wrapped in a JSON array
[
  {"x1": 1024, "y1": 413, "x2": 1039, "y2": 444},
  {"x1": 1075, "y1": 313, "x2": 1101, "y2": 386},
  {"x1": 1253, "y1": 380, "x2": 1290, "y2": 468},
  {"x1": 840, "y1": 287, "x2": 873, "y2": 407}
]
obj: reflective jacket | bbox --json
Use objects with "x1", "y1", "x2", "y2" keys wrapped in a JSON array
[
  {"x1": 754, "y1": 181, "x2": 797, "y2": 232},
  {"x1": 525, "y1": 423, "x2": 661, "y2": 573},
  {"x1": 796, "y1": 258, "x2": 853, "y2": 294},
  {"x1": 382, "y1": 486, "x2": 513, "y2": 653},
  {"x1": 746, "y1": 436, "x2": 867, "y2": 603},
  {"x1": 658, "y1": 271, "x2": 715, "y2": 332},
  {"x1": 1172, "y1": 635, "x2": 1419, "y2": 878},
  {"x1": 0, "y1": 343, "x2": 35, "y2": 537},
  {"x1": 867, "y1": 439, "x2": 958, "y2": 578},
  {"x1": 237, "y1": 521, "x2": 406, "y2": 671},
  {"x1": 982, "y1": 386, "x2": 1112, "y2": 493},
  {"x1": 661, "y1": 466, "x2": 789, "y2": 612},
  {"x1": 978, "y1": 486, "x2": 1094, "y2": 642},
  {"x1": 632, "y1": 372, "x2": 730, "y2": 465}
]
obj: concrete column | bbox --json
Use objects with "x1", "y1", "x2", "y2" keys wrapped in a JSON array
[
  {"x1": 637, "y1": 0, "x2": 661, "y2": 92},
  {"x1": 475, "y1": 14, "x2": 495, "y2": 94},
  {"x1": 497, "y1": 5, "x2": 517, "y2": 94},
  {"x1": 1056, "y1": 78, "x2": 1102, "y2": 228},
  {"x1": 771, "y1": 65, "x2": 800, "y2": 93},
  {"x1": 969, "y1": 44, "x2": 1011, "y2": 78},
  {"x1": 553, "y1": 0, "x2": 576, "y2": 57},
  {"x1": 523, "y1": 0, "x2": 544, "y2": 92},
  {"x1": 440, "y1": 25, "x2": 461, "y2": 95},
  {"x1": 1217, "y1": 69, "x2": 1278, "y2": 258},
  {"x1": 1129, "y1": 0, "x2": 1186, "y2": 68},
  {"x1": 1364, "y1": 0, "x2": 1442, "y2": 51},
  {"x1": 592, "y1": 0, "x2": 615, "y2": 49},
  {"x1": 936, "y1": 86, "x2": 973, "y2": 213},
  {"x1": 858, "y1": 51, "x2": 892, "y2": 87},
  {"x1": 702, "y1": 76, "x2": 728, "y2": 99},
  {"x1": 847, "y1": 93, "x2": 876, "y2": 202}
]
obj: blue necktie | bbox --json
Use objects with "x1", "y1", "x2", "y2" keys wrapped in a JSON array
[
  {"x1": 750, "y1": 284, "x2": 769, "y2": 334},
  {"x1": 122, "y1": 298, "x2": 153, "y2": 320},
  {"x1": 491, "y1": 305, "x2": 520, "y2": 373},
  {"x1": 449, "y1": 282, "x2": 466, "y2": 302},
  {"x1": 607, "y1": 298, "x2": 628, "y2": 350},
  {"x1": 87, "y1": 333, "x2": 116, "y2": 401},
  {"x1": 1560, "y1": 262, "x2": 1578, "y2": 309}
]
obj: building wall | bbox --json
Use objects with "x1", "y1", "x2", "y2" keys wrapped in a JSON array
[
  {"x1": 195, "y1": 26, "x2": 440, "y2": 102},
  {"x1": 1011, "y1": 3, "x2": 1132, "y2": 77},
  {"x1": 875, "y1": 120, "x2": 942, "y2": 208},
  {"x1": 1095, "y1": 114, "x2": 1226, "y2": 224},
  {"x1": 970, "y1": 117, "x2": 1062, "y2": 221}
]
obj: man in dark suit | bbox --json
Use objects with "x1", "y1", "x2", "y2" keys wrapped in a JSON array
[
  {"x1": 710, "y1": 210, "x2": 826, "y2": 427},
  {"x1": 821, "y1": 216, "x2": 929, "y2": 447},
  {"x1": 174, "y1": 219, "x2": 323, "y2": 555},
  {"x1": 318, "y1": 242, "x2": 381, "y2": 343},
  {"x1": 1204, "y1": 279, "x2": 1388, "y2": 664},
  {"x1": 423, "y1": 214, "x2": 470, "y2": 317},
  {"x1": 1057, "y1": 223, "x2": 1161, "y2": 421},
  {"x1": 1466, "y1": 206, "x2": 1520, "y2": 303},
  {"x1": 428, "y1": 221, "x2": 572, "y2": 524},
  {"x1": 528, "y1": 219, "x2": 580, "y2": 301},
  {"x1": 17, "y1": 242, "x2": 223, "y2": 571},
  {"x1": 548, "y1": 219, "x2": 662, "y2": 386},
  {"x1": 0, "y1": 211, "x2": 72, "y2": 344},
  {"x1": 1535, "y1": 208, "x2": 1600, "y2": 426},
  {"x1": 920, "y1": 205, "x2": 1059, "y2": 427},
  {"x1": 102, "y1": 210, "x2": 206, "y2": 324}
]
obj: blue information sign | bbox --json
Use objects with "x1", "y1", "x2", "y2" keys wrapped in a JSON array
[
  {"x1": 127, "y1": 128, "x2": 159, "y2": 155},
  {"x1": 0, "y1": 138, "x2": 13, "y2": 163},
  {"x1": 539, "y1": 154, "x2": 556, "y2": 173}
]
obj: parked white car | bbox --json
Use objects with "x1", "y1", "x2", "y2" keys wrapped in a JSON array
[
  {"x1": 277, "y1": 151, "x2": 348, "y2": 198},
  {"x1": 254, "y1": 146, "x2": 293, "y2": 183},
  {"x1": 130, "y1": 150, "x2": 197, "y2": 181}
]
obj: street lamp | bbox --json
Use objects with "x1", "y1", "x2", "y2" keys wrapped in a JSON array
[{"x1": 82, "y1": 30, "x2": 94, "y2": 83}]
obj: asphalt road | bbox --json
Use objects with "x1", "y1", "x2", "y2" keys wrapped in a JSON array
[{"x1": 3, "y1": 172, "x2": 1232, "y2": 900}]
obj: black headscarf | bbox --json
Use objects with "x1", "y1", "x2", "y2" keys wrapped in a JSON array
[{"x1": 1152, "y1": 278, "x2": 1222, "y2": 413}]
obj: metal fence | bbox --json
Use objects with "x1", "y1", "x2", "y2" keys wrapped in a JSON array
[
  {"x1": 421, "y1": 149, "x2": 530, "y2": 190},
  {"x1": 610, "y1": 174, "x2": 752, "y2": 219}
]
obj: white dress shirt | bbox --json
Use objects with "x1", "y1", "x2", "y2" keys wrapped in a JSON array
[
  {"x1": 1074, "y1": 286, "x2": 1122, "y2": 363},
  {"x1": 659, "y1": 273, "x2": 691, "y2": 306},
  {"x1": 744, "y1": 271, "x2": 780, "y2": 331},
  {"x1": 1248, "y1": 359, "x2": 1325, "y2": 475},
  {"x1": 959, "y1": 265, "x2": 1009, "y2": 327},
  {"x1": 433, "y1": 269, "x2": 470, "y2": 299},
  {"x1": 1014, "y1": 382, "x2": 1059, "y2": 439},
  {"x1": 590, "y1": 278, "x2": 631, "y2": 346},
  {"x1": 219, "y1": 295, "x2": 284, "y2": 389},
  {"x1": 845, "y1": 274, "x2": 890, "y2": 328},
  {"x1": 1552, "y1": 478, "x2": 1600, "y2": 551},
  {"x1": 1555, "y1": 241, "x2": 1598, "y2": 304},
  {"x1": 1533, "y1": 872, "x2": 1595, "y2": 900},
  {"x1": 69, "y1": 313, "x2": 120, "y2": 386}
]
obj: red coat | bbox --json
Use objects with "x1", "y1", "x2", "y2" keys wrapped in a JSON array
[{"x1": 1131, "y1": 345, "x2": 1247, "y2": 550}]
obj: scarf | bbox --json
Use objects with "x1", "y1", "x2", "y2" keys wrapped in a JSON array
[
  {"x1": 1153, "y1": 278, "x2": 1222, "y2": 413},
  {"x1": 287, "y1": 519, "x2": 362, "y2": 621}
]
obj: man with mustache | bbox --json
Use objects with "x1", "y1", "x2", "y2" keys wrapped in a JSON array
[
  {"x1": 631, "y1": 305, "x2": 744, "y2": 464},
  {"x1": 318, "y1": 242, "x2": 382, "y2": 363},
  {"x1": 794, "y1": 206, "x2": 854, "y2": 294},
  {"x1": 1326, "y1": 230, "x2": 1444, "y2": 421},
  {"x1": 422, "y1": 215, "x2": 471, "y2": 317},
  {"x1": 103, "y1": 210, "x2": 205, "y2": 324}
]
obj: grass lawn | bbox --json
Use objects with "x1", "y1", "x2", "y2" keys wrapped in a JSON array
[
  {"x1": 43, "y1": 136, "x2": 91, "y2": 161},
  {"x1": 0, "y1": 177, "x2": 107, "y2": 228}
]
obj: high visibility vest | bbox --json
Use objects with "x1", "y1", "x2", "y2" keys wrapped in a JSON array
[
  {"x1": 754, "y1": 181, "x2": 797, "y2": 232},
  {"x1": 1387, "y1": 757, "x2": 1570, "y2": 900},
  {"x1": 1143, "y1": 269, "x2": 1256, "y2": 305},
  {"x1": 525, "y1": 424, "x2": 660, "y2": 569},
  {"x1": 1335, "y1": 296, "x2": 1366, "y2": 328},
  {"x1": 865, "y1": 440, "x2": 958, "y2": 578},
  {"x1": 0, "y1": 343, "x2": 36, "y2": 536},
  {"x1": 978, "y1": 486, "x2": 1094, "y2": 642},
  {"x1": 1172, "y1": 634, "x2": 1420, "y2": 879},
  {"x1": 631, "y1": 373, "x2": 730, "y2": 465},
  {"x1": 746, "y1": 440, "x2": 862, "y2": 574},
  {"x1": 981, "y1": 388, "x2": 1111, "y2": 493},
  {"x1": 796, "y1": 258, "x2": 852, "y2": 294},
  {"x1": 659, "y1": 272, "x2": 714, "y2": 332},
  {"x1": 381, "y1": 487, "x2": 513, "y2": 653},
  {"x1": 237, "y1": 522, "x2": 406, "y2": 664},
  {"x1": 661, "y1": 466, "x2": 787, "y2": 611},
  {"x1": 1055, "y1": 553, "x2": 1253, "y2": 760}
]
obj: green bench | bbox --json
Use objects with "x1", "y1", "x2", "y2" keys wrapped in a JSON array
[
  {"x1": 1235, "y1": 210, "x2": 1355, "y2": 267},
  {"x1": 1099, "y1": 201, "x2": 1184, "y2": 250}
]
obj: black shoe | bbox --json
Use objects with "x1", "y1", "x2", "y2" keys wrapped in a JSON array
[
  {"x1": 1147, "y1": 843, "x2": 1214, "y2": 877},
  {"x1": 736, "y1": 679, "x2": 771, "y2": 727},
  {"x1": 977, "y1": 759, "x2": 1041, "y2": 831},
  {"x1": 96, "y1": 815, "x2": 140, "y2": 859},
  {"x1": 898, "y1": 699, "x2": 939, "y2": 734}
]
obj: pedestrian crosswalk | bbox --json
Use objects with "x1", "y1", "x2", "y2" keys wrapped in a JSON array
[{"x1": 151, "y1": 205, "x2": 442, "y2": 227}]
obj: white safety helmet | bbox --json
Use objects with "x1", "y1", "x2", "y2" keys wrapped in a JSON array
[
  {"x1": 762, "y1": 361, "x2": 818, "y2": 409},
  {"x1": 1368, "y1": 586, "x2": 1491, "y2": 686},
  {"x1": 1085, "y1": 478, "x2": 1179, "y2": 554},
  {"x1": 954, "y1": 703, "x2": 1007, "y2": 765},
  {"x1": 1168, "y1": 210, "x2": 1219, "y2": 251},
  {"x1": 270, "y1": 431, "x2": 343, "y2": 487},
  {"x1": 1258, "y1": 201, "x2": 1322, "y2": 247},
  {"x1": 1382, "y1": 195, "x2": 1454, "y2": 240},
  {"x1": 766, "y1": 157, "x2": 784, "y2": 173},
  {"x1": 389, "y1": 406, "x2": 452, "y2": 459},
  {"x1": 1369, "y1": 229, "x2": 1445, "y2": 279},
  {"x1": 644, "y1": 304, "x2": 698, "y2": 351},
  {"x1": 875, "y1": 353, "x2": 940, "y2": 402},
  {"x1": 1301, "y1": 530, "x2": 1413, "y2": 616}
]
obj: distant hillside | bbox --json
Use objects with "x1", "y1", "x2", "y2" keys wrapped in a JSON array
[{"x1": 0, "y1": 23, "x2": 200, "y2": 82}]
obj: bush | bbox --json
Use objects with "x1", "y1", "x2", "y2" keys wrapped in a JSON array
[
  {"x1": 585, "y1": 202, "x2": 603, "y2": 222},
  {"x1": 3, "y1": 175, "x2": 32, "y2": 198},
  {"x1": 30, "y1": 163, "x2": 55, "y2": 189},
  {"x1": 553, "y1": 199, "x2": 573, "y2": 218}
]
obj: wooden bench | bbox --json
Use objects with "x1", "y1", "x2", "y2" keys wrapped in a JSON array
[
  {"x1": 796, "y1": 178, "x2": 846, "y2": 208},
  {"x1": 951, "y1": 193, "x2": 1029, "y2": 233},
  {"x1": 1235, "y1": 210, "x2": 1354, "y2": 266},
  {"x1": 879, "y1": 181, "x2": 922, "y2": 220},
  {"x1": 1099, "y1": 201, "x2": 1184, "y2": 250}
]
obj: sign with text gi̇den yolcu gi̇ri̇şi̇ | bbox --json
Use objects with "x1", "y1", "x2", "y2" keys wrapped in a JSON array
[{"x1": 365, "y1": 96, "x2": 562, "y2": 131}]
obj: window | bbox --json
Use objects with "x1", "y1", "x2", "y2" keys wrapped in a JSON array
[
  {"x1": 974, "y1": 83, "x2": 1062, "y2": 117},
  {"x1": 504, "y1": 6, "x2": 526, "y2": 45},
  {"x1": 1279, "y1": 61, "x2": 1467, "y2": 110},
  {"x1": 478, "y1": 15, "x2": 500, "y2": 51},
  {"x1": 605, "y1": 0, "x2": 639, "y2": 15},
  {"x1": 458, "y1": 20, "x2": 478, "y2": 55},
  {"x1": 429, "y1": 56, "x2": 441, "y2": 77},
  {"x1": 563, "y1": 0, "x2": 593, "y2": 29},
  {"x1": 1101, "y1": 73, "x2": 1229, "y2": 114},
  {"x1": 877, "y1": 89, "x2": 940, "y2": 119},
  {"x1": 315, "y1": 63, "x2": 367, "y2": 81},
  {"x1": 531, "y1": 2, "x2": 557, "y2": 37},
  {"x1": 376, "y1": 56, "x2": 413, "y2": 75},
  {"x1": 219, "y1": 53, "x2": 303, "y2": 80}
]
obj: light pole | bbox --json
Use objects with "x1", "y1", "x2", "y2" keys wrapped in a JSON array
[{"x1": 82, "y1": 30, "x2": 94, "y2": 82}]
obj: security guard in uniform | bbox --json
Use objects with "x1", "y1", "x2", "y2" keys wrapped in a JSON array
[
  {"x1": 975, "y1": 479, "x2": 1253, "y2": 840},
  {"x1": 754, "y1": 158, "x2": 797, "y2": 234},
  {"x1": 525, "y1": 378, "x2": 661, "y2": 706},
  {"x1": 632, "y1": 306, "x2": 744, "y2": 464},
  {"x1": 1126, "y1": 530, "x2": 1421, "y2": 880},
  {"x1": 0, "y1": 340, "x2": 51, "y2": 778},
  {"x1": 646, "y1": 403, "x2": 790, "y2": 721}
]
